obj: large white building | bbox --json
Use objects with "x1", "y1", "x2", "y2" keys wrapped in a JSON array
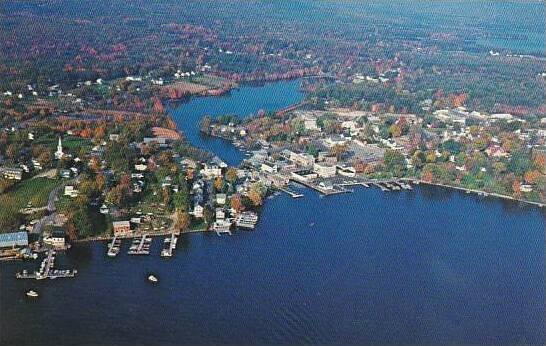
[{"x1": 313, "y1": 162, "x2": 337, "y2": 178}]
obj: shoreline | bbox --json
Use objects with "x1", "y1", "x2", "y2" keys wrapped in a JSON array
[
  {"x1": 414, "y1": 179, "x2": 545, "y2": 209},
  {"x1": 72, "y1": 179, "x2": 544, "y2": 244},
  {"x1": 73, "y1": 228, "x2": 210, "y2": 243}
]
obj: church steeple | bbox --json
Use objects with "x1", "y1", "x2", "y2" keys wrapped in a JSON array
[{"x1": 55, "y1": 136, "x2": 64, "y2": 159}]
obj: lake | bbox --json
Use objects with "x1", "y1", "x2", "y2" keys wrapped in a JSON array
[
  {"x1": 1, "y1": 184, "x2": 544, "y2": 345},
  {"x1": 168, "y1": 80, "x2": 304, "y2": 166}
]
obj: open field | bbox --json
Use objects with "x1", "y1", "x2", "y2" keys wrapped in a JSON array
[{"x1": 0, "y1": 177, "x2": 59, "y2": 232}]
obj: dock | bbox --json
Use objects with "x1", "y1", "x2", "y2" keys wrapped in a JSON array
[
  {"x1": 235, "y1": 211, "x2": 259, "y2": 229},
  {"x1": 372, "y1": 182, "x2": 389, "y2": 191},
  {"x1": 161, "y1": 233, "x2": 177, "y2": 257},
  {"x1": 16, "y1": 249, "x2": 77, "y2": 280},
  {"x1": 107, "y1": 236, "x2": 121, "y2": 257},
  {"x1": 278, "y1": 187, "x2": 303, "y2": 198},
  {"x1": 290, "y1": 179, "x2": 349, "y2": 196},
  {"x1": 127, "y1": 235, "x2": 152, "y2": 255},
  {"x1": 212, "y1": 220, "x2": 233, "y2": 236}
]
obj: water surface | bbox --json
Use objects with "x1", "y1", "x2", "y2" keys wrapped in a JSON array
[
  {"x1": 168, "y1": 80, "x2": 304, "y2": 166},
  {"x1": 1, "y1": 185, "x2": 544, "y2": 345}
]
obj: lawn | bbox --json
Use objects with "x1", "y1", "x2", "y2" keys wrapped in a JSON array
[
  {"x1": 0, "y1": 177, "x2": 60, "y2": 232},
  {"x1": 34, "y1": 133, "x2": 92, "y2": 153}
]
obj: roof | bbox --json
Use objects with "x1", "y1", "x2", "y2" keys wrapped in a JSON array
[
  {"x1": 112, "y1": 221, "x2": 130, "y2": 227},
  {"x1": 0, "y1": 231, "x2": 28, "y2": 247}
]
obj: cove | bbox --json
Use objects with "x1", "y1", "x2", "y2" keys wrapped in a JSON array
[{"x1": 168, "y1": 79, "x2": 304, "y2": 166}]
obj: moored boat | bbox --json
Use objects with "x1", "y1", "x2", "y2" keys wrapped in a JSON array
[{"x1": 26, "y1": 290, "x2": 38, "y2": 298}]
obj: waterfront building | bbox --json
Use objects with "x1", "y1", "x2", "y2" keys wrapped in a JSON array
[
  {"x1": 0, "y1": 231, "x2": 28, "y2": 248},
  {"x1": 43, "y1": 230, "x2": 66, "y2": 248},
  {"x1": 112, "y1": 221, "x2": 131, "y2": 237},
  {"x1": 313, "y1": 162, "x2": 337, "y2": 178},
  {"x1": 291, "y1": 170, "x2": 318, "y2": 182},
  {"x1": 216, "y1": 208, "x2": 226, "y2": 220}
]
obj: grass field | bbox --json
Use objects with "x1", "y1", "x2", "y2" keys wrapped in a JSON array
[
  {"x1": 0, "y1": 177, "x2": 59, "y2": 232},
  {"x1": 34, "y1": 133, "x2": 92, "y2": 153}
]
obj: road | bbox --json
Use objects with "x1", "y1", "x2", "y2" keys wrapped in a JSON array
[{"x1": 32, "y1": 174, "x2": 80, "y2": 236}]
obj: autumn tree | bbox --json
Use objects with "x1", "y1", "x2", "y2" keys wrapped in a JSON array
[
  {"x1": 225, "y1": 167, "x2": 238, "y2": 184},
  {"x1": 176, "y1": 210, "x2": 191, "y2": 232},
  {"x1": 230, "y1": 194, "x2": 245, "y2": 213}
]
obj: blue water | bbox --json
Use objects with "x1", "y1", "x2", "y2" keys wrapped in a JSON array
[
  {"x1": 168, "y1": 80, "x2": 304, "y2": 166},
  {"x1": 1, "y1": 185, "x2": 544, "y2": 345}
]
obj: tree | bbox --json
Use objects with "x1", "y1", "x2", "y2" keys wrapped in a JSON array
[
  {"x1": 213, "y1": 176, "x2": 224, "y2": 192},
  {"x1": 248, "y1": 183, "x2": 266, "y2": 207},
  {"x1": 383, "y1": 149, "x2": 406, "y2": 176},
  {"x1": 411, "y1": 150, "x2": 426, "y2": 169},
  {"x1": 225, "y1": 167, "x2": 238, "y2": 184},
  {"x1": 37, "y1": 150, "x2": 53, "y2": 167},
  {"x1": 508, "y1": 150, "x2": 532, "y2": 175},
  {"x1": 203, "y1": 205, "x2": 214, "y2": 226},
  {"x1": 176, "y1": 210, "x2": 191, "y2": 232},
  {"x1": 524, "y1": 170, "x2": 541, "y2": 184},
  {"x1": 0, "y1": 178, "x2": 15, "y2": 194},
  {"x1": 230, "y1": 194, "x2": 245, "y2": 213}
]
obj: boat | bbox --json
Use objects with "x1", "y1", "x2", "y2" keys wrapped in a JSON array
[
  {"x1": 26, "y1": 290, "x2": 38, "y2": 297},
  {"x1": 147, "y1": 274, "x2": 158, "y2": 283},
  {"x1": 235, "y1": 212, "x2": 258, "y2": 229}
]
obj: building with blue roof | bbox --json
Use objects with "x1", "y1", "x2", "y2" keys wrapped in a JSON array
[{"x1": 0, "y1": 231, "x2": 29, "y2": 248}]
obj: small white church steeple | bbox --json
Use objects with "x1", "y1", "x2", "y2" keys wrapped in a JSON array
[{"x1": 55, "y1": 137, "x2": 64, "y2": 159}]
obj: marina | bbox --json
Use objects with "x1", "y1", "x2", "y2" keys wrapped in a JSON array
[{"x1": 15, "y1": 249, "x2": 77, "y2": 280}]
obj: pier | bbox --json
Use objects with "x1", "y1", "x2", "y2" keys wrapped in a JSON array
[
  {"x1": 290, "y1": 178, "x2": 349, "y2": 196},
  {"x1": 278, "y1": 187, "x2": 303, "y2": 198},
  {"x1": 16, "y1": 249, "x2": 77, "y2": 280},
  {"x1": 128, "y1": 235, "x2": 152, "y2": 255},
  {"x1": 161, "y1": 233, "x2": 177, "y2": 257},
  {"x1": 372, "y1": 182, "x2": 389, "y2": 191},
  {"x1": 107, "y1": 236, "x2": 121, "y2": 257}
]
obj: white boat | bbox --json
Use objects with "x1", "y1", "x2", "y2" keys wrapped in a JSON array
[
  {"x1": 147, "y1": 275, "x2": 158, "y2": 283},
  {"x1": 26, "y1": 290, "x2": 38, "y2": 297}
]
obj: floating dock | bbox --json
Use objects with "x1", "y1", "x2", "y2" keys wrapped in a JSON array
[
  {"x1": 212, "y1": 220, "x2": 233, "y2": 236},
  {"x1": 160, "y1": 233, "x2": 177, "y2": 257},
  {"x1": 127, "y1": 235, "x2": 152, "y2": 255},
  {"x1": 107, "y1": 236, "x2": 121, "y2": 257},
  {"x1": 278, "y1": 187, "x2": 303, "y2": 198}
]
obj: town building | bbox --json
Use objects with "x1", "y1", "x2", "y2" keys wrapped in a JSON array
[
  {"x1": 0, "y1": 231, "x2": 28, "y2": 248},
  {"x1": 112, "y1": 221, "x2": 131, "y2": 237},
  {"x1": 313, "y1": 162, "x2": 337, "y2": 178},
  {"x1": 0, "y1": 166, "x2": 23, "y2": 180},
  {"x1": 43, "y1": 230, "x2": 66, "y2": 248}
]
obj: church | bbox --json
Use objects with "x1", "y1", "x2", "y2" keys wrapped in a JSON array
[{"x1": 55, "y1": 137, "x2": 64, "y2": 160}]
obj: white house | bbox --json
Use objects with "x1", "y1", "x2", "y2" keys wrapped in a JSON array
[{"x1": 216, "y1": 194, "x2": 227, "y2": 205}]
